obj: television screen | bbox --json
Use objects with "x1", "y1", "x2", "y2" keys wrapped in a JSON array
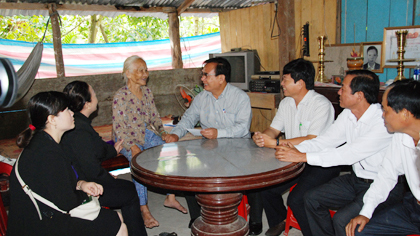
[
  {"x1": 224, "y1": 56, "x2": 245, "y2": 83},
  {"x1": 209, "y1": 50, "x2": 260, "y2": 91}
]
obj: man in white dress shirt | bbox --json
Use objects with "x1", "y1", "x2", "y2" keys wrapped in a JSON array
[
  {"x1": 345, "y1": 79, "x2": 420, "y2": 236},
  {"x1": 252, "y1": 58, "x2": 339, "y2": 236},
  {"x1": 276, "y1": 70, "x2": 405, "y2": 236}
]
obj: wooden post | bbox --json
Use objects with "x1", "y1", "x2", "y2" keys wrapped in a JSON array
[
  {"x1": 89, "y1": 14, "x2": 99, "y2": 44},
  {"x1": 168, "y1": 12, "x2": 183, "y2": 69},
  {"x1": 99, "y1": 16, "x2": 109, "y2": 43},
  {"x1": 177, "y1": 0, "x2": 196, "y2": 15},
  {"x1": 277, "y1": 0, "x2": 295, "y2": 74},
  {"x1": 48, "y1": 3, "x2": 65, "y2": 77}
]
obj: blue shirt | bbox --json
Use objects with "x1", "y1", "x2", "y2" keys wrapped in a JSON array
[{"x1": 170, "y1": 83, "x2": 252, "y2": 139}]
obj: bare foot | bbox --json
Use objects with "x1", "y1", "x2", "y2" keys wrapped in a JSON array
[
  {"x1": 163, "y1": 194, "x2": 188, "y2": 214},
  {"x1": 140, "y1": 205, "x2": 159, "y2": 228}
]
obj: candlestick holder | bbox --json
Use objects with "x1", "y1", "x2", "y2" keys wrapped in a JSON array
[
  {"x1": 315, "y1": 36, "x2": 332, "y2": 83},
  {"x1": 387, "y1": 30, "x2": 414, "y2": 81}
]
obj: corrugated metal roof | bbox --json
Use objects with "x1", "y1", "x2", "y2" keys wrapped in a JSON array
[{"x1": 0, "y1": 0, "x2": 272, "y2": 18}]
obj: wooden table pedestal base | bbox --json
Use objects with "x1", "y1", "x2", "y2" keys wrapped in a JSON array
[{"x1": 191, "y1": 193, "x2": 249, "y2": 236}]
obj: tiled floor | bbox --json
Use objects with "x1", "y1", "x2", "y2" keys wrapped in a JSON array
[{"x1": 117, "y1": 172, "x2": 303, "y2": 236}]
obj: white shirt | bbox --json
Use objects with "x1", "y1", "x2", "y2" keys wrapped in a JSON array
[
  {"x1": 271, "y1": 90, "x2": 334, "y2": 139},
  {"x1": 360, "y1": 132, "x2": 420, "y2": 218},
  {"x1": 296, "y1": 104, "x2": 392, "y2": 180},
  {"x1": 170, "y1": 83, "x2": 252, "y2": 139}
]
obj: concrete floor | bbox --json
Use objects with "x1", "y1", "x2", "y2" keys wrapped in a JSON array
[{"x1": 116, "y1": 170, "x2": 303, "y2": 236}]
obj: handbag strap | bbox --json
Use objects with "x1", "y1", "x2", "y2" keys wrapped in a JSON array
[{"x1": 15, "y1": 152, "x2": 68, "y2": 220}]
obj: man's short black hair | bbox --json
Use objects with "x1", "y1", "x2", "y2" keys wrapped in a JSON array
[
  {"x1": 387, "y1": 79, "x2": 420, "y2": 119},
  {"x1": 283, "y1": 58, "x2": 315, "y2": 90},
  {"x1": 366, "y1": 46, "x2": 378, "y2": 55},
  {"x1": 203, "y1": 57, "x2": 231, "y2": 83},
  {"x1": 346, "y1": 70, "x2": 380, "y2": 104}
]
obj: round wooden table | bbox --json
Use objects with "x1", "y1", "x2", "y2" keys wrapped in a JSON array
[{"x1": 131, "y1": 138, "x2": 304, "y2": 236}]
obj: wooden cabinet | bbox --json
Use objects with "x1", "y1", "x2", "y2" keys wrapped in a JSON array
[
  {"x1": 247, "y1": 92, "x2": 282, "y2": 132},
  {"x1": 314, "y1": 86, "x2": 342, "y2": 119},
  {"x1": 314, "y1": 85, "x2": 385, "y2": 119}
]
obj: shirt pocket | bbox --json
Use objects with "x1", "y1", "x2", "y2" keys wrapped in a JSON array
[
  {"x1": 299, "y1": 121, "x2": 311, "y2": 136},
  {"x1": 222, "y1": 113, "x2": 236, "y2": 127}
]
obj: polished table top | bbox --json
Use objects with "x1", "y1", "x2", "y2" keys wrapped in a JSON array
[{"x1": 131, "y1": 138, "x2": 304, "y2": 192}]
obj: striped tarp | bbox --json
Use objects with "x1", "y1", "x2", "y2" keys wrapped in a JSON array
[{"x1": 0, "y1": 32, "x2": 221, "y2": 79}]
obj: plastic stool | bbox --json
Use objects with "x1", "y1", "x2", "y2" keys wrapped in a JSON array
[
  {"x1": 0, "y1": 162, "x2": 12, "y2": 236},
  {"x1": 238, "y1": 194, "x2": 249, "y2": 221},
  {"x1": 284, "y1": 184, "x2": 336, "y2": 236}
]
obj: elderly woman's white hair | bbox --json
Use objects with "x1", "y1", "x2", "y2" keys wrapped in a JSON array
[{"x1": 122, "y1": 55, "x2": 146, "y2": 83}]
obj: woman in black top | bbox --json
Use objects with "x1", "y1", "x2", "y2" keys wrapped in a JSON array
[
  {"x1": 7, "y1": 91, "x2": 127, "y2": 236},
  {"x1": 61, "y1": 81, "x2": 147, "y2": 236}
]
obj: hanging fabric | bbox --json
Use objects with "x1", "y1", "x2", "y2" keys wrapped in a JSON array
[
  {"x1": 15, "y1": 42, "x2": 43, "y2": 102},
  {"x1": 2, "y1": 14, "x2": 57, "y2": 106}
]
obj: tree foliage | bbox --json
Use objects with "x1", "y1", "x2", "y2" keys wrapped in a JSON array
[{"x1": 0, "y1": 14, "x2": 219, "y2": 44}]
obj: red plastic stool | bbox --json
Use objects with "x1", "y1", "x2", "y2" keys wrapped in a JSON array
[
  {"x1": 238, "y1": 194, "x2": 249, "y2": 221},
  {"x1": 284, "y1": 184, "x2": 336, "y2": 236},
  {"x1": 0, "y1": 162, "x2": 12, "y2": 236}
]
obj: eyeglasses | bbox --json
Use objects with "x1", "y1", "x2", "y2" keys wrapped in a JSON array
[{"x1": 201, "y1": 72, "x2": 217, "y2": 78}]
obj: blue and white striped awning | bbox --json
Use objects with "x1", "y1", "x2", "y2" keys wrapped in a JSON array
[{"x1": 0, "y1": 32, "x2": 221, "y2": 78}]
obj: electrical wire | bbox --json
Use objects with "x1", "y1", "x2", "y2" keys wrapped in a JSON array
[
  {"x1": 344, "y1": 0, "x2": 347, "y2": 43},
  {"x1": 255, "y1": 53, "x2": 267, "y2": 71},
  {"x1": 239, "y1": 45, "x2": 267, "y2": 71},
  {"x1": 323, "y1": 0, "x2": 331, "y2": 47},
  {"x1": 258, "y1": 108, "x2": 272, "y2": 121},
  {"x1": 299, "y1": 29, "x2": 303, "y2": 58},
  {"x1": 270, "y1": 1, "x2": 280, "y2": 39}
]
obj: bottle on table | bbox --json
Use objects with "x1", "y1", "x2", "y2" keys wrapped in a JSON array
[{"x1": 414, "y1": 61, "x2": 420, "y2": 81}]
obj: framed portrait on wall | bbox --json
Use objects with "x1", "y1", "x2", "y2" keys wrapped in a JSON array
[
  {"x1": 360, "y1": 42, "x2": 383, "y2": 73},
  {"x1": 382, "y1": 26, "x2": 420, "y2": 68}
]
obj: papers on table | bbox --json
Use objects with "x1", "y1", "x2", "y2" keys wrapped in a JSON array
[
  {"x1": 187, "y1": 129, "x2": 202, "y2": 136},
  {"x1": 109, "y1": 167, "x2": 131, "y2": 176}
]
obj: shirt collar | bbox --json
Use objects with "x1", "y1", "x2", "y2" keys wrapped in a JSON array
[
  {"x1": 400, "y1": 132, "x2": 420, "y2": 149},
  {"x1": 204, "y1": 83, "x2": 230, "y2": 99},
  {"x1": 74, "y1": 112, "x2": 92, "y2": 125},
  {"x1": 298, "y1": 90, "x2": 314, "y2": 106},
  {"x1": 349, "y1": 103, "x2": 381, "y2": 125},
  {"x1": 287, "y1": 90, "x2": 313, "y2": 109},
  {"x1": 219, "y1": 83, "x2": 231, "y2": 98}
]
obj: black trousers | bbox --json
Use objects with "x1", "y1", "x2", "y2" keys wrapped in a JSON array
[
  {"x1": 99, "y1": 178, "x2": 147, "y2": 236},
  {"x1": 185, "y1": 193, "x2": 200, "y2": 221},
  {"x1": 246, "y1": 190, "x2": 264, "y2": 224},
  {"x1": 354, "y1": 192, "x2": 420, "y2": 235},
  {"x1": 261, "y1": 164, "x2": 341, "y2": 236},
  {"x1": 305, "y1": 172, "x2": 405, "y2": 236}
]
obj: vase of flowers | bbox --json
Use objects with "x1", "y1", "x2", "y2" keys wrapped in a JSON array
[{"x1": 347, "y1": 48, "x2": 363, "y2": 70}]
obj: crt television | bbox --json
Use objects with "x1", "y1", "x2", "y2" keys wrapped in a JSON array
[{"x1": 209, "y1": 50, "x2": 260, "y2": 91}]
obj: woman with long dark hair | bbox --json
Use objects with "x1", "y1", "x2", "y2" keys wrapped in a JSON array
[
  {"x1": 7, "y1": 91, "x2": 127, "y2": 236},
  {"x1": 61, "y1": 81, "x2": 147, "y2": 235}
]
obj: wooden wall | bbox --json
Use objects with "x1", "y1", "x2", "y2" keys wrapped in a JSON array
[
  {"x1": 219, "y1": 1, "x2": 339, "y2": 72},
  {"x1": 294, "y1": 0, "x2": 338, "y2": 62},
  {"x1": 341, "y1": 0, "x2": 416, "y2": 82},
  {"x1": 219, "y1": 3, "x2": 280, "y2": 71}
]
